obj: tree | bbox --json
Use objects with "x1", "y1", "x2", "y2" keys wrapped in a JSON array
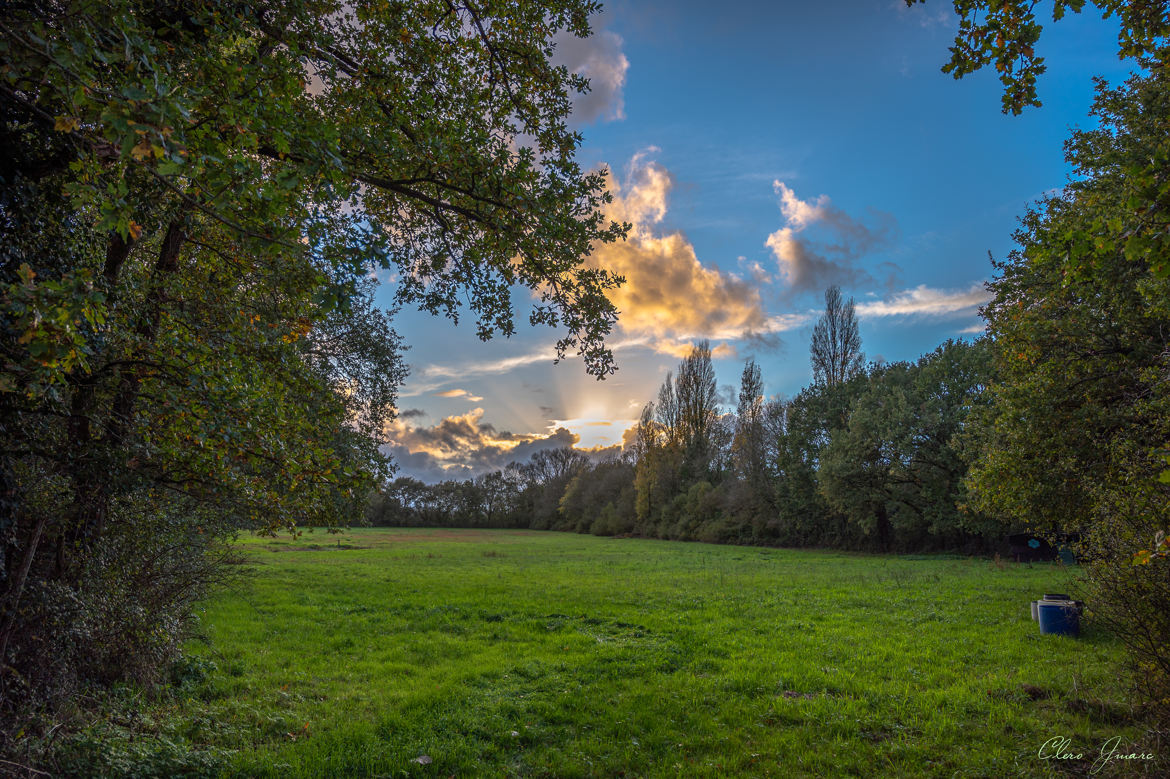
[
  {"x1": 632, "y1": 342, "x2": 720, "y2": 535},
  {"x1": 732, "y1": 359, "x2": 766, "y2": 484},
  {"x1": 514, "y1": 447, "x2": 589, "y2": 529},
  {"x1": 773, "y1": 377, "x2": 867, "y2": 548},
  {"x1": 558, "y1": 459, "x2": 636, "y2": 535},
  {"x1": 818, "y1": 363, "x2": 905, "y2": 551},
  {"x1": 968, "y1": 67, "x2": 1170, "y2": 718},
  {"x1": 476, "y1": 470, "x2": 519, "y2": 528},
  {"x1": 655, "y1": 371, "x2": 681, "y2": 448},
  {"x1": 633, "y1": 399, "x2": 678, "y2": 532},
  {"x1": 0, "y1": 0, "x2": 626, "y2": 734},
  {"x1": 810, "y1": 285, "x2": 864, "y2": 388},
  {"x1": 819, "y1": 340, "x2": 997, "y2": 552},
  {"x1": 905, "y1": 0, "x2": 1170, "y2": 114},
  {"x1": 674, "y1": 340, "x2": 720, "y2": 473}
]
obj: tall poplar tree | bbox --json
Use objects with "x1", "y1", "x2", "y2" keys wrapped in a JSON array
[{"x1": 810, "y1": 285, "x2": 864, "y2": 388}]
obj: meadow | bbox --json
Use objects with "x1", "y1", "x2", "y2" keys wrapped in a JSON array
[{"x1": 68, "y1": 529, "x2": 1156, "y2": 777}]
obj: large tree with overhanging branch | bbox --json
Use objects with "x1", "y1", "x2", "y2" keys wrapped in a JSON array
[
  {"x1": 968, "y1": 65, "x2": 1170, "y2": 718},
  {"x1": 0, "y1": 0, "x2": 626, "y2": 733},
  {"x1": 910, "y1": 0, "x2": 1170, "y2": 724}
]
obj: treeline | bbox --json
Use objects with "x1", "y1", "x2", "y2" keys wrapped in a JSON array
[
  {"x1": 374, "y1": 65, "x2": 1170, "y2": 724},
  {"x1": 369, "y1": 323, "x2": 1002, "y2": 554}
]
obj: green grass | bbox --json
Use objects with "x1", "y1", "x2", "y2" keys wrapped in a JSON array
[{"x1": 114, "y1": 529, "x2": 1156, "y2": 777}]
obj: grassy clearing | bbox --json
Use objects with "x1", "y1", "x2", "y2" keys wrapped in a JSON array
[{"x1": 91, "y1": 529, "x2": 1156, "y2": 777}]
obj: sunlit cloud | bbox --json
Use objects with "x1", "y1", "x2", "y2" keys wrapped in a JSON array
[
  {"x1": 855, "y1": 283, "x2": 990, "y2": 318},
  {"x1": 765, "y1": 181, "x2": 897, "y2": 293},
  {"x1": 384, "y1": 408, "x2": 582, "y2": 481},
  {"x1": 583, "y1": 153, "x2": 790, "y2": 357},
  {"x1": 551, "y1": 416, "x2": 639, "y2": 449},
  {"x1": 650, "y1": 339, "x2": 738, "y2": 360},
  {"x1": 434, "y1": 388, "x2": 484, "y2": 402}
]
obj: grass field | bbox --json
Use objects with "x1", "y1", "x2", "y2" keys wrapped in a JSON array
[{"x1": 73, "y1": 528, "x2": 1158, "y2": 777}]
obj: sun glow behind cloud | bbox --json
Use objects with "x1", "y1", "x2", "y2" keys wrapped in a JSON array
[{"x1": 552, "y1": 416, "x2": 638, "y2": 450}]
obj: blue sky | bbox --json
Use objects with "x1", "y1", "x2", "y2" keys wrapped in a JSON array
[{"x1": 380, "y1": 0, "x2": 1133, "y2": 482}]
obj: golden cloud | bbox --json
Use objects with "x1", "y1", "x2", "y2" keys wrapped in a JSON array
[
  {"x1": 434, "y1": 388, "x2": 484, "y2": 402},
  {"x1": 585, "y1": 153, "x2": 777, "y2": 357},
  {"x1": 384, "y1": 408, "x2": 583, "y2": 480}
]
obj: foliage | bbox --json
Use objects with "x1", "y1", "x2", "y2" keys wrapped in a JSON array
[
  {"x1": 905, "y1": 0, "x2": 1170, "y2": 114},
  {"x1": 559, "y1": 459, "x2": 636, "y2": 535},
  {"x1": 969, "y1": 65, "x2": 1170, "y2": 720},
  {"x1": 731, "y1": 359, "x2": 766, "y2": 485},
  {"x1": 382, "y1": 333, "x2": 1002, "y2": 555},
  {"x1": 630, "y1": 342, "x2": 725, "y2": 537},
  {"x1": 820, "y1": 341, "x2": 999, "y2": 552},
  {"x1": 0, "y1": 0, "x2": 626, "y2": 754},
  {"x1": 769, "y1": 379, "x2": 863, "y2": 549}
]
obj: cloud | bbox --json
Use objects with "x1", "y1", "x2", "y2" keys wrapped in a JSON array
[
  {"x1": 891, "y1": 0, "x2": 954, "y2": 29},
  {"x1": 854, "y1": 283, "x2": 991, "y2": 318},
  {"x1": 398, "y1": 408, "x2": 427, "y2": 419},
  {"x1": 553, "y1": 16, "x2": 628, "y2": 123},
  {"x1": 776, "y1": 182, "x2": 829, "y2": 229},
  {"x1": 765, "y1": 181, "x2": 897, "y2": 293},
  {"x1": 551, "y1": 416, "x2": 639, "y2": 449},
  {"x1": 434, "y1": 388, "x2": 484, "y2": 402},
  {"x1": 401, "y1": 346, "x2": 561, "y2": 397},
  {"x1": 764, "y1": 312, "x2": 814, "y2": 332},
  {"x1": 583, "y1": 153, "x2": 790, "y2": 357},
  {"x1": 384, "y1": 408, "x2": 584, "y2": 481}
]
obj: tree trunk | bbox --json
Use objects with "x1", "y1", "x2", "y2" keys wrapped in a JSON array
[
  {"x1": 60, "y1": 218, "x2": 186, "y2": 575},
  {"x1": 876, "y1": 503, "x2": 892, "y2": 553}
]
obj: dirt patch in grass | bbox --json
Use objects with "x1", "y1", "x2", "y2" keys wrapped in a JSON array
[
  {"x1": 267, "y1": 544, "x2": 372, "y2": 552},
  {"x1": 372, "y1": 529, "x2": 536, "y2": 543},
  {"x1": 780, "y1": 690, "x2": 819, "y2": 700}
]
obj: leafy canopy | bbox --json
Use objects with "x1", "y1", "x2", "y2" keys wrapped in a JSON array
[{"x1": 905, "y1": 0, "x2": 1170, "y2": 114}]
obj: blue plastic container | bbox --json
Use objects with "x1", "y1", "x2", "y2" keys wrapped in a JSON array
[{"x1": 1038, "y1": 601, "x2": 1080, "y2": 637}]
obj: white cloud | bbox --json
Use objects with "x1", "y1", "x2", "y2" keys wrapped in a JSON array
[
  {"x1": 553, "y1": 17, "x2": 629, "y2": 123},
  {"x1": 401, "y1": 347, "x2": 561, "y2": 397},
  {"x1": 855, "y1": 283, "x2": 991, "y2": 318},
  {"x1": 775, "y1": 181, "x2": 829, "y2": 230},
  {"x1": 765, "y1": 181, "x2": 897, "y2": 293},
  {"x1": 764, "y1": 312, "x2": 813, "y2": 332}
]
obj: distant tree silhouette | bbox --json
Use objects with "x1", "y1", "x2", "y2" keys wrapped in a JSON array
[{"x1": 810, "y1": 285, "x2": 864, "y2": 387}]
